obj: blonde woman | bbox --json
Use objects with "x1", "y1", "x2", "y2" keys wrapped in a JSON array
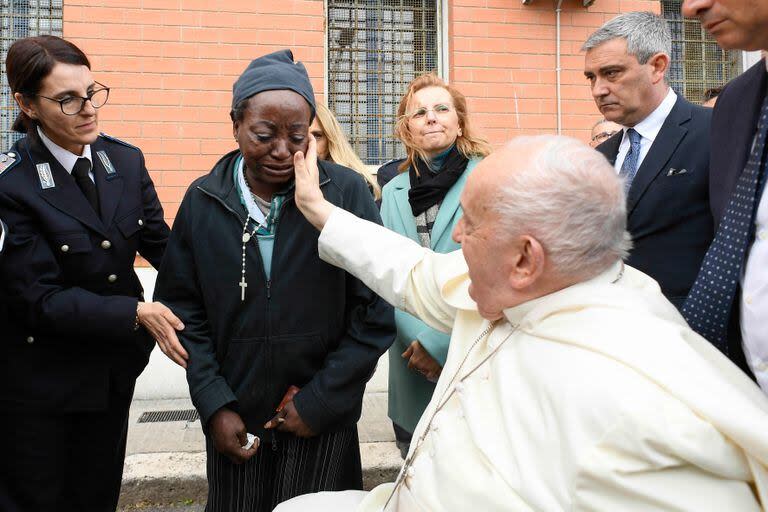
[
  {"x1": 382, "y1": 72, "x2": 491, "y2": 458},
  {"x1": 310, "y1": 103, "x2": 381, "y2": 200}
]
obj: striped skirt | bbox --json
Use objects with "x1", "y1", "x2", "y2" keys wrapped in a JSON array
[{"x1": 205, "y1": 426, "x2": 363, "y2": 512}]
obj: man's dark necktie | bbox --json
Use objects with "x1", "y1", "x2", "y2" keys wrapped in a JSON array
[
  {"x1": 72, "y1": 157, "x2": 99, "y2": 213},
  {"x1": 682, "y1": 93, "x2": 768, "y2": 354},
  {"x1": 619, "y1": 128, "x2": 642, "y2": 190}
]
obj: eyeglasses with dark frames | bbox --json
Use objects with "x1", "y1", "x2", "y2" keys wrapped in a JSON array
[{"x1": 36, "y1": 82, "x2": 110, "y2": 115}]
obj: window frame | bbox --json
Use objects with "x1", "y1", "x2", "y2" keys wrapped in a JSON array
[{"x1": 323, "y1": 0, "x2": 445, "y2": 166}]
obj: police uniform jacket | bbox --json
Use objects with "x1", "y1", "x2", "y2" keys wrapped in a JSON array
[{"x1": 0, "y1": 129, "x2": 169, "y2": 412}]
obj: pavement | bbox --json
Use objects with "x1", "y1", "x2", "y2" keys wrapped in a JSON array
[{"x1": 118, "y1": 391, "x2": 402, "y2": 510}]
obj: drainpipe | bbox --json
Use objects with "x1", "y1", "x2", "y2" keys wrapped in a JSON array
[{"x1": 555, "y1": 0, "x2": 563, "y2": 135}]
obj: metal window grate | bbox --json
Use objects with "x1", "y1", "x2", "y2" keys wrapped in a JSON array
[
  {"x1": 1, "y1": 0, "x2": 63, "y2": 151},
  {"x1": 662, "y1": 0, "x2": 741, "y2": 104},
  {"x1": 138, "y1": 409, "x2": 200, "y2": 423},
  {"x1": 327, "y1": 0, "x2": 439, "y2": 165}
]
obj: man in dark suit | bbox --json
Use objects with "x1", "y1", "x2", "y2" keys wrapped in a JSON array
[
  {"x1": 583, "y1": 12, "x2": 714, "y2": 309},
  {"x1": 681, "y1": 0, "x2": 768, "y2": 383}
]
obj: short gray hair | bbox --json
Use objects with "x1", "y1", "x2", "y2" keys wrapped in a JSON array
[
  {"x1": 582, "y1": 12, "x2": 672, "y2": 65},
  {"x1": 490, "y1": 135, "x2": 631, "y2": 281}
]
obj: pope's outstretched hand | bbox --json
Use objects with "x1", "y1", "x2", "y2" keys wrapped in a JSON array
[{"x1": 294, "y1": 134, "x2": 334, "y2": 231}]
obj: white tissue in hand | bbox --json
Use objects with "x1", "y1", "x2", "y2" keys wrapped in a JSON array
[{"x1": 242, "y1": 433, "x2": 258, "y2": 450}]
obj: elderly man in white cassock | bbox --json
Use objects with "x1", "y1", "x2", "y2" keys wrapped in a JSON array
[{"x1": 275, "y1": 134, "x2": 768, "y2": 511}]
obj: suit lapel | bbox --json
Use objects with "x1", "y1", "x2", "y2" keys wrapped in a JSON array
[
  {"x1": 724, "y1": 64, "x2": 767, "y2": 190},
  {"x1": 392, "y1": 179, "x2": 419, "y2": 242},
  {"x1": 627, "y1": 97, "x2": 690, "y2": 216},
  {"x1": 25, "y1": 132, "x2": 108, "y2": 237},
  {"x1": 92, "y1": 138, "x2": 124, "y2": 228},
  {"x1": 596, "y1": 131, "x2": 623, "y2": 166}
]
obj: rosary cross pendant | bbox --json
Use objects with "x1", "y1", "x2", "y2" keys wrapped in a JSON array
[{"x1": 239, "y1": 277, "x2": 248, "y2": 301}]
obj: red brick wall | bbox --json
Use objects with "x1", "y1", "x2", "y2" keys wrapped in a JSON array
[
  {"x1": 63, "y1": 0, "x2": 659, "y2": 228},
  {"x1": 450, "y1": 0, "x2": 660, "y2": 144},
  {"x1": 64, "y1": 0, "x2": 325, "y2": 223}
]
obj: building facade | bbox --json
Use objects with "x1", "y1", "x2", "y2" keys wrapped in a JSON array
[{"x1": 1, "y1": 0, "x2": 749, "y2": 225}]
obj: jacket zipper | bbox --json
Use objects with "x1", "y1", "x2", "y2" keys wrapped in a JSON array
[
  {"x1": 197, "y1": 185, "x2": 277, "y2": 446},
  {"x1": 198, "y1": 176, "x2": 330, "y2": 453}
]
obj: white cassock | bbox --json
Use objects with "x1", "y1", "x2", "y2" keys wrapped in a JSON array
[{"x1": 275, "y1": 208, "x2": 768, "y2": 512}]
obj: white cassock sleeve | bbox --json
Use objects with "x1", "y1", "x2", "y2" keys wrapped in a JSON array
[{"x1": 318, "y1": 207, "x2": 458, "y2": 334}]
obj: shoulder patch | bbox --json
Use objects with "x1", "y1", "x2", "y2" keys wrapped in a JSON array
[
  {"x1": 99, "y1": 132, "x2": 138, "y2": 150},
  {"x1": 0, "y1": 151, "x2": 21, "y2": 177}
]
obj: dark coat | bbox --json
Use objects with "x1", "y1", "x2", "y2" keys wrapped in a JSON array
[
  {"x1": 0, "y1": 130, "x2": 169, "y2": 412},
  {"x1": 154, "y1": 152, "x2": 395, "y2": 437},
  {"x1": 0, "y1": 218, "x2": 6, "y2": 256},
  {"x1": 707, "y1": 60, "x2": 768, "y2": 373},
  {"x1": 710, "y1": 61, "x2": 768, "y2": 226},
  {"x1": 597, "y1": 95, "x2": 714, "y2": 309},
  {"x1": 376, "y1": 158, "x2": 405, "y2": 190}
]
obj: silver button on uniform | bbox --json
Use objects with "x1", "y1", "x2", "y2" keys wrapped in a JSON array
[
  {"x1": 108, "y1": 274, "x2": 117, "y2": 283},
  {"x1": 138, "y1": 219, "x2": 144, "y2": 227},
  {"x1": 26, "y1": 336, "x2": 34, "y2": 344},
  {"x1": 101, "y1": 240, "x2": 112, "y2": 249},
  {"x1": 61, "y1": 245, "x2": 70, "y2": 253}
]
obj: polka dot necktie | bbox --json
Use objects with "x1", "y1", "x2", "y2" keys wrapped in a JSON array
[
  {"x1": 620, "y1": 128, "x2": 642, "y2": 190},
  {"x1": 682, "y1": 93, "x2": 768, "y2": 355}
]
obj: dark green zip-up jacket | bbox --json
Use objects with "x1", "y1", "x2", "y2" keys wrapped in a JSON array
[{"x1": 155, "y1": 150, "x2": 395, "y2": 437}]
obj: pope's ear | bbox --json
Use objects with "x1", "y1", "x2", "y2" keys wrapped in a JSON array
[{"x1": 508, "y1": 235, "x2": 546, "y2": 290}]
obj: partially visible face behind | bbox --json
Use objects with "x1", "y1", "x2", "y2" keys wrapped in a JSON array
[
  {"x1": 16, "y1": 62, "x2": 100, "y2": 155},
  {"x1": 451, "y1": 153, "x2": 521, "y2": 321},
  {"x1": 590, "y1": 120, "x2": 623, "y2": 148},
  {"x1": 407, "y1": 86, "x2": 462, "y2": 159},
  {"x1": 234, "y1": 89, "x2": 311, "y2": 199},
  {"x1": 584, "y1": 38, "x2": 660, "y2": 127},
  {"x1": 309, "y1": 117, "x2": 329, "y2": 161},
  {"x1": 682, "y1": 0, "x2": 768, "y2": 51}
]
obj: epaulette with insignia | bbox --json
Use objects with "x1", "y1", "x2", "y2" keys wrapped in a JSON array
[
  {"x1": 99, "y1": 132, "x2": 138, "y2": 150},
  {"x1": 0, "y1": 151, "x2": 20, "y2": 177}
]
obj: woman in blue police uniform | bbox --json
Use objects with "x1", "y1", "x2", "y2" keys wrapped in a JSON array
[{"x1": 0, "y1": 36, "x2": 184, "y2": 511}]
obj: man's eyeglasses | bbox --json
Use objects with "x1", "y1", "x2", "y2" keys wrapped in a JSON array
[
  {"x1": 591, "y1": 130, "x2": 619, "y2": 144},
  {"x1": 36, "y1": 82, "x2": 110, "y2": 115},
  {"x1": 402, "y1": 103, "x2": 453, "y2": 120}
]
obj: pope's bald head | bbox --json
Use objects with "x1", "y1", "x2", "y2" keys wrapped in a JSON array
[{"x1": 466, "y1": 135, "x2": 630, "y2": 281}]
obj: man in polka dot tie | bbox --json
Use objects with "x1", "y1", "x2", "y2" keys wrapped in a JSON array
[{"x1": 682, "y1": 0, "x2": 768, "y2": 388}]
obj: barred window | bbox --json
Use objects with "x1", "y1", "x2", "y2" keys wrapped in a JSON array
[
  {"x1": 662, "y1": 0, "x2": 741, "y2": 104},
  {"x1": 1, "y1": 0, "x2": 63, "y2": 150},
  {"x1": 327, "y1": 0, "x2": 440, "y2": 165}
]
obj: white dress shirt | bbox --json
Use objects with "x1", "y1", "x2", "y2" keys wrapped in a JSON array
[
  {"x1": 614, "y1": 88, "x2": 678, "y2": 173},
  {"x1": 37, "y1": 126, "x2": 94, "y2": 182},
  {"x1": 740, "y1": 58, "x2": 768, "y2": 392}
]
